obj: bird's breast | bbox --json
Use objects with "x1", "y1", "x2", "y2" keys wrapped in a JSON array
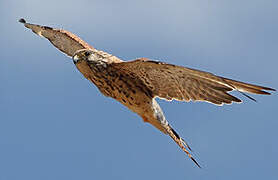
[{"x1": 75, "y1": 60, "x2": 153, "y2": 114}]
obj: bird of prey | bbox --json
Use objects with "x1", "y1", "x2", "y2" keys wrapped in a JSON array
[{"x1": 19, "y1": 18, "x2": 275, "y2": 168}]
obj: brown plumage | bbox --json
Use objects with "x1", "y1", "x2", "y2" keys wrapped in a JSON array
[
  {"x1": 19, "y1": 18, "x2": 275, "y2": 168},
  {"x1": 19, "y1": 18, "x2": 94, "y2": 57}
]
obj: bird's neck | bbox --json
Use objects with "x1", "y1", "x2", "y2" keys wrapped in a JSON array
[{"x1": 93, "y1": 49, "x2": 123, "y2": 64}]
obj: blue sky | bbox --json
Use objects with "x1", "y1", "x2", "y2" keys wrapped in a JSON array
[{"x1": 1, "y1": 0, "x2": 278, "y2": 179}]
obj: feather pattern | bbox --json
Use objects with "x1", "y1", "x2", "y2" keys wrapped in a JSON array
[
  {"x1": 112, "y1": 58, "x2": 275, "y2": 105},
  {"x1": 20, "y1": 18, "x2": 275, "y2": 168},
  {"x1": 19, "y1": 18, "x2": 94, "y2": 57}
]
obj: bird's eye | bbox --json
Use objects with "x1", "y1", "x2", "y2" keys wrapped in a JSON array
[{"x1": 84, "y1": 51, "x2": 90, "y2": 56}]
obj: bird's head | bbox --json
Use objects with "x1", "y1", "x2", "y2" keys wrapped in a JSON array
[
  {"x1": 72, "y1": 49, "x2": 110, "y2": 69},
  {"x1": 72, "y1": 49, "x2": 95, "y2": 64}
]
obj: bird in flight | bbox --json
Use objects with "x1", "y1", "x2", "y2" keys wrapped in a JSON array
[{"x1": 19, "y1": 18, "x2": 275, "y2": 168}]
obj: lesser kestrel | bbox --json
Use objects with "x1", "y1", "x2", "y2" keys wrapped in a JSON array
[{"x1": 19, "y1": 18, "x2": 275, "y2": 167}]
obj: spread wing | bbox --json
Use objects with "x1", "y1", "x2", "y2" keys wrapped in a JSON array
[
  {"x1": 19, "y1": 18, "x2": 93, "y2": 57},
  {"x1": 112, "y1": 58, "x2": 275, "y2": 105}
]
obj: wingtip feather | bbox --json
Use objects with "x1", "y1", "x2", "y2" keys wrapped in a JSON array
[
  {"x1": 221, "y1": 77, "x2": 275, "y2": 95},
  {"x1": 261, "y1": 87, "x2": 276, "y2": 91},
  {"x1": 18, "y1": 18, "x2": 26, "y2": 24}
]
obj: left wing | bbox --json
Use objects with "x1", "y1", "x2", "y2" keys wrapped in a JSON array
[{"x1": 19, "y1": 18, "x2": 93, "y2": 57}]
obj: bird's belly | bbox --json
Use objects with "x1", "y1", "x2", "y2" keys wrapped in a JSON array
[
  {"x1": 112, "y1": 87, "x2": 151, "y2": 114},
  {"x1": 106, "y1": 78, "x2": 153, "y2": 115}
]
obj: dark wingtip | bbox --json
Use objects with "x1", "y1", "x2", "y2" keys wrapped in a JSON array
[
  {"x1": 262, "y1": 87, "x2": 276, "y2": 91},
  {"x1": 259, "y1": 87, "x2": 276, "y2": 96},
  {"x1": 240, "y1": 92, "x2": 257, "y2": 102},
  {"x1": 261, "y1": 91, "x2": 271, "y2": 95},
  {"x1": 18, "y1": 18, "x2": 26, "y2": 23}
]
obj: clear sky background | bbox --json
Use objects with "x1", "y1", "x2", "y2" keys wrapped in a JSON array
[{"x1": 1, "y1": 0, "x2": 278, "y2": 179}]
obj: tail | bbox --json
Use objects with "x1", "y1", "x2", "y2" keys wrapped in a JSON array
[{"x1": 165, "y1": 125, "x2": 201, "y2": 168}]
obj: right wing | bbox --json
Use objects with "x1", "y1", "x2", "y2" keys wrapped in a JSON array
[{"x1": 112, "y1": 58, "x2": 275, "y2": 105}]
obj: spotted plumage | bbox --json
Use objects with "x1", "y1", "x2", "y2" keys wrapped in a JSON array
[{"x1": 20, "y1": 18, "x2": 275, "y2": 168}]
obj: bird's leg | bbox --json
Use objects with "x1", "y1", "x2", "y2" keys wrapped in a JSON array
[{"x1": 165, "y1": 125, "x2": 201, "y2": 168}]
